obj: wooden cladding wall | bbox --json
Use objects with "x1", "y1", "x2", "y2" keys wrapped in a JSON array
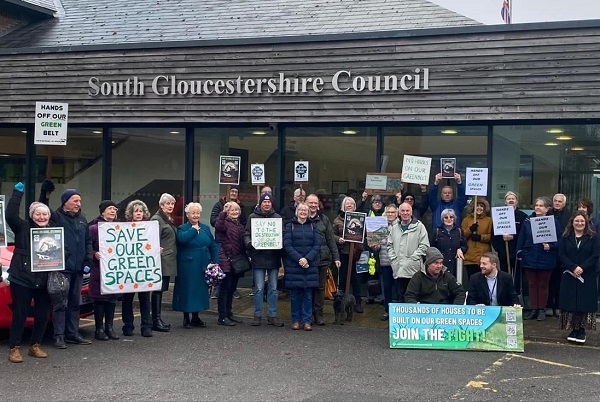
[{"x1": 1, "y1": 27, "x2": 600, "y2": 124}]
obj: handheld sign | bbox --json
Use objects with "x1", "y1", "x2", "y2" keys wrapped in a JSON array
[
  {"x1": 389, "y1": 304, "x2": 524, "y2": 352},
  {"x1": 365, "y1": 216, "x2": 389, "y2": 248},
  {"x1": 343, "y1": 211, "x2": 366, "y2": 243},
  {"x1": 530, "y1": 215, "x2": 557, "y2": 244},
  {"x1": 34, "y1": 101, "x2": 69, "y2": 145},
  {"x1": 30, "y1": 227, "x2": 65, "y2": 272},
  {"x1": 465, "y1": 168, "x2": 488, "y2": 196},
  {"x1": 219, "y1": 155, "x2": 241, "y2": 185},
  {"x1": 0, "y1": 200, "x2": 6, "y2": 248},
  {"x1": 99, "y1": 221, "x2": 162, "y2": 294},
  {"x1": 251, "y1": 218, "x2": 283, "y2": 249},
  {"x1": 441, "y1": 158, "x2": 456, "y2": 179},
  {"x1": 401, "y1": 155, "x2": 432, "y2": 185},
  {"x1": 365, "y1": 173, "x2": 402, "y2": 195},
  {"x1": 491, "y1": 206, "x2": 517, "y2": 235},
  {"x1": 250, "y1": 163, "x2": 265, "y2": 185},
  {"x1": 294, "y1": 161, "x2": 309, "y2": 183}
]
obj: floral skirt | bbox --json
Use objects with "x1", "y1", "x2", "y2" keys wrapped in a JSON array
[{"x1": 559, "y1": 311, "x2": 597, "y2": 331}]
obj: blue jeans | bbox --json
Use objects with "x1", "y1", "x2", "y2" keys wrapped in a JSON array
[
  {"x1": 52, "y1": 272, "x2": 83, "y2": 338},
  {"x1": 290, "y1": 288, "x2": 313, "y2": 325},
  {"x1": 253, "y1": 268, "x2": 279, "y2": 318}
]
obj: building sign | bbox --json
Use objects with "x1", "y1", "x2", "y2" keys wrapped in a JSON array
[
  {"x1": 88, "y1": 69, "x2": 430, "y2": 97},
  {"x1": 34, "y1": 101, "x2": 68, "y2": 145},
  {"x1": 389, "y1": 304, "x2": 524, "y2": 352}
]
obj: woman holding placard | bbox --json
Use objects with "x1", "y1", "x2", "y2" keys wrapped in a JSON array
[
  {"x1": 461, "y1": 198, "x2": 492, "y2": 280},
  {"x1": 558, "y1": 212, "x2": 600, "y2": 343},
  {"x1": 516, "y1": 196, "x2": 559, "y2": 321},
  {"x1": 5, "y1": 182, "x2": 52, "y2": 363}
]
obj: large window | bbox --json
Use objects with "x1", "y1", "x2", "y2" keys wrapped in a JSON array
[
  {"x1": 111, "y1": 127, "x2": 185, "y2": 223},
  {"x1": 284, "y1": 126, "x2": 377, "y2": 219},
  {"x1": 0, "y1": 127, "x2": 28, "y2": 219}
]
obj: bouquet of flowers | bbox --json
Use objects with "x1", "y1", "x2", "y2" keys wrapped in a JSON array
[{"x1": 205, "y1": 263, "x2": 225, "y2": 286}]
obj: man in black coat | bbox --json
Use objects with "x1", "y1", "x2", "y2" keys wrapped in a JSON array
[
  {"x1": 547, "y1": 193, "x2": 572, "y2": 316},
  {"x1": 467, "y1": 252, "x2": 521, "y2": 307}
]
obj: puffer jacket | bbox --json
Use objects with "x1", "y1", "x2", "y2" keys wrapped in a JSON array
[
  {"x1": 283, "y1": 218, "x2": 320, "y2": 289},
  {"x1": 516, "y1": 214, "x2": 560, "y2": 270},
  {"x1": 461, "y1": 215, "x2": 493, "y2": 266},
  {"x1": 430, "y1": 225, "x2": 467, "y2": 275},
  {"x1": 50, "y1": 204, "x2": 93, "y2": 274},
  {"x1": 404, "y1": 266, "x2": 466, "y2": 305},
  {"x1": 6, "y1": 189, "x2": 49, "y2": 289},
  {"x1": 387, "y1": 218, "x2": 430, "y2": 279},
  {"x1": 310, "y1": 212, "x2": 340, "y2": 267},
  {"x1": 244, "y1": 208, "x2": 283, "y2": 269},
  {"x1": 215, "y1": 211, "x2": 246, "y2": 273}
]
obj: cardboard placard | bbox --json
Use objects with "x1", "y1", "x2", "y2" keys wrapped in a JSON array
[
  {"x1": 365, "y1": 216, "x2": 389, "y2": 248},
  {"x1": 401, "y1": 155, "x2": 432, "y2": 185},
  {"x1": 251, "y1": 163, "x2": 265, "y2": 185},
  {"x1": 294, "y1": 161, "x2": 309, "y2": 183},
  {"x1": 465, "y1": 167, "x2": 488, "y2": 196},
  {"x1": 30, "y1": 227, "x2": 65, "y2": 272},
  {"x1": 219, "y1": 155, "x2": 241, "y2": 185},
  {"x1": 530, "y1": 215, "x2": 557, "y2": 244},
  {"x1": 491, "y1": 206, "x2": 517, "y2": 235},
  {"x1": 251, "y1": 218, "x2": 283, "y2": 249},
  {"x1": 34, "y1": 101, "x2": 68, "y2": 145},
  {"x1": 342, "y1": 211, "x2": 366, "y2": 243},
  {"x1": 364, "y1": 173, "x2": 402, "y2": 195}
]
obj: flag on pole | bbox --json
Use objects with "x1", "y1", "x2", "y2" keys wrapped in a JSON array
[{"x1": 501, "y1": 0, "x2": 511, "y2": 24}]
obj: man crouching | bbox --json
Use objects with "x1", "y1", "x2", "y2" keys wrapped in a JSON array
[{"x1": 404, "y1": 247, "x2": 466, "y2": 305}]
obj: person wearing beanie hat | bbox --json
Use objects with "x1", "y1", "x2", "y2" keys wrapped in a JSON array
[
  {"x1": 44, "y1": 184, "x2": 93, "y2": 348},
  {"x1": 6, "y1": 183, "x2": 53, "y2": 362},
  {"x1": 404, "y1": 247, "x2": 466, "y2": 305},
  {"x1": 98, "y1": 200, "x2": 117, "y2": 215},
  {"x1": 244, "y1": 188, "x2": 284, "y2": 327}
]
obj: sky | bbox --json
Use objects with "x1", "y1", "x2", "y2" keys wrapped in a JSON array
[{"x1": 430, "y1": 0, "x2": 600, "y2": 25}]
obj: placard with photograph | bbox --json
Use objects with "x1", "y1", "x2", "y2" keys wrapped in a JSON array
[
  {"x1": 342, "y1": 211, "x2": 367, "y2": 243},
  {"x1": 251, "y1": 163, "x2": 266, "y2": 185},
  {"x1": 30, "y1": 227, "x2": 65, "y2": 272},
  {"x1": 441, "y1": 158, "x2": 456, "y2": 178},
  {"x1": 219, "y1": 155, "x2": 241, "y2": 185}
]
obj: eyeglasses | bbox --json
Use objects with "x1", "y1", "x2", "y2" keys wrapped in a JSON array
[
  {"x1": 404, "y1": 197, "x2": 414, "y2": 201},
  {"x1": 443, "y1": 216, "x2": 455, "y2": 219},
  {"x1": 386, "y1": 211, "x2": 397, "y2": 214}
]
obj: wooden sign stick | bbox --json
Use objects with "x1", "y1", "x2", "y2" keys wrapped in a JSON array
[
  {"x1": 256, "y1": 186, "x2": 260, "y2": 204},
  {"x1": 505, "y1": 241, "x2": 512, "y2": 275},
  {"x1": 473, "y1": 195, "x2": 478, "y2": 224}
]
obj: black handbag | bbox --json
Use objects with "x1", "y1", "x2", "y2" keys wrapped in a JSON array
[{"x1": 230, "y1": 254, "x2": 251, "y2": 275}]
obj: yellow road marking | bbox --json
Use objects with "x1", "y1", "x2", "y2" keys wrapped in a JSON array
[
  {"x1": 79, "y1": 313, "x2": 127, "y2": 328},
  {"x1": 451, "y1": 354, "x2": 513, "y2": 399},
  {"x1": 499, "y1": 371, "x2": 600, "y2": 382},
  {"x1": 525, "y1": 339, "x2": 600, "y2": 350},
  {"x1": 507, "y1": 354, "x2": 583, "y2": 369}
]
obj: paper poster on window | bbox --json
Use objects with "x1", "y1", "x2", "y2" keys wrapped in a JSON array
[
  {"x1": 0, "y1": 200, "x2": 6, "y2": 248},
  {"x1": 251, "y1": 218, "x2": 283, "y2": 249},
  {"x1": 401, "y1": 155, "x2": 432, "y2": 185},
  {"x1": 34, "y1": 101, "x2": 68, "y2": 145},
  {"x1": 294, "y1": 161, "x2": 309, "y2": 182},
  {"x1": 343, "y1": 211, "x2": 366, "y2": 243},
  {"x1": 530, "y1": 215, "x2": 557, "y2": 244},
  {"x1": 219, "y1": 155, "x2": 241, "y2": 185},
  {"x1": 99, "y1": 221, "x2": 162, "y2": 294},
  {"x1": 491, "y1": 206, "x2": 517, "y2": 236},
  {"x1": 30, "y1": 227, "x2": 65, "y2": 272},
  {"x1": 465, "y1": 167, "x2": 488, "y2": 196},
  {"x1": 251, "y1": 164, "x2": 265, "y2": 185},
  {"x1": 389, "y1": 304, "x2": 524, "y2": 352}
]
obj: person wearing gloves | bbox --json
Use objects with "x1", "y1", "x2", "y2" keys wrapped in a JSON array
[
  {"x1": 40, "y1": 182, "x2": 93, "y2": 348},
  {"x1": 404, "y1": 247, "x2": 466, "y2": 305},
  {"x1": 5, "y1": 183, "x2": 52, "y2": 363},
  {"x1": 461, "y1": 198, "x2": 493, "y2": 280},
  {"x1": 88, "y1": 200, "x2": 120, "y2": 341}
]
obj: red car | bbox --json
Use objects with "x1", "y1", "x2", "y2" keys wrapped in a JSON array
[{"x1": 0, "y1": 245, "x2": 94, "y2": 329}]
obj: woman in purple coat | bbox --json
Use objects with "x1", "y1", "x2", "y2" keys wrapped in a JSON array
[
  {"x1": 214, "y1": 202, "x2": 246, "y2": 326},
  {"x1": 88, "y1": 200, "x2": 120, "y2": 341}
]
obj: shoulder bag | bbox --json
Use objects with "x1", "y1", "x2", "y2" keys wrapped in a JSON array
[{"x1": 230, "y1": 254, "x2": 251, "y2": 275}]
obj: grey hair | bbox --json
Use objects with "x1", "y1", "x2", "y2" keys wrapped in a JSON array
[
  {"x1": 184, "y1": 202, "x2": 203, "y2": 214},
  {"x1": 441, "y1": 208, "x2": 456, "y2": 220},
  {"x1": 536, "y1": 196, "x2": 553, "y2": 209},
  {"x1": 225, "y1": 201, "x2": 240, "y2": 212},
  {"x1": 504, "y1": 191, "x2": 520, "y2": 202},
  {"x1": 340, "y1": 196, "x2": 356, "y2": 211},
  {"x1": 385, "y1": 204, "x2": 398, "y2": 212},
  {"x1": 125, "y1": 200, "x2": 151, "y2": 221},
  {"x1": 159, "y1": 193, "x2": 176, "y2": 206},
  {"x1": 295, "y1": 202, "x2": 309, "y2": 217},
  {"x1": 553, "y1": 193, "x2": 567, "y2": 203}
]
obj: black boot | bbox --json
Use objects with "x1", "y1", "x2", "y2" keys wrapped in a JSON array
[
  {"x1": 183, "y1": 313, "x2": 191, "y2": 329},
  {"x1": 93, "y1": 302, "x2": 109, "y2": 340},
  {"x1": 152, "y1": 292, "x2": 170, "y2": 332},
  {"x1": 191, "y1": 312, "x2": 207, "y2": 328},
  {"x1": 104, "y1": 303, "x2": 120, "y2": 340}
]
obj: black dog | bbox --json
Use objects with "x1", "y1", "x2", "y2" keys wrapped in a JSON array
[{"x1": 333, "y1": 290, "x2": 356, "y2": 325}]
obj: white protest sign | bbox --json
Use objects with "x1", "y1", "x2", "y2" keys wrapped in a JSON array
[
  {"x1": 251, "y1": 164, "x2": 266, "y2": 185},
  {"x1": 401, "y1": 155, "x2": 432, "y2": 185},
  {"x1": 99, "y1": 221, "x2": 162, "y2": 294},
  {"x1": 251, "y1": 218, "x2": 283, "y2": 249},
  {"x1": 34, "y1": 101, "x2": 68, "y2": 145},
  {"x1": 530, "y1": 215, "x2": 557, "y2": 244},
  {"x1": 365, "y1": 174, "x2": 388, "y2": 190},
  {"x1": 491, "y1": 206, "x2": 516, "y2": 235},
  {"x1": 465, "y1": 167, "x2": 488, "y2": 196},
  {"x1": 294, "y1": 161, "x2": 309, "y2": 182}
]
